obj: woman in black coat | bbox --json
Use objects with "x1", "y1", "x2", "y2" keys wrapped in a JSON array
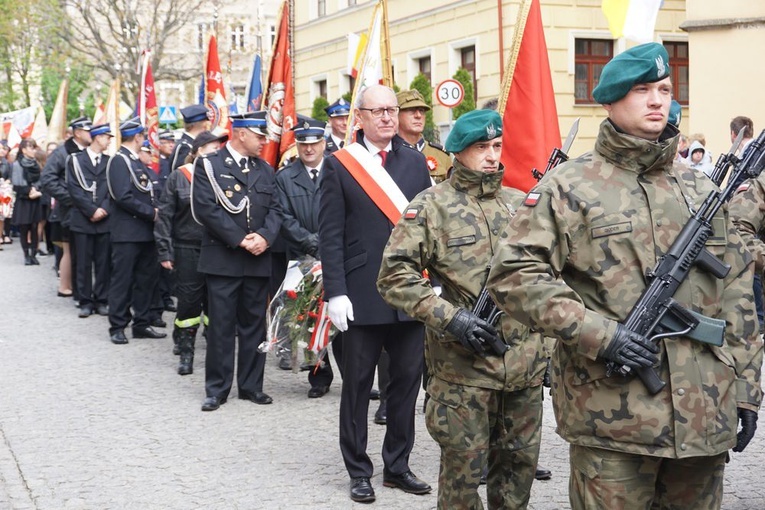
[{"x1": 10, "y1": 138, "x2": 43, "y2": 265}]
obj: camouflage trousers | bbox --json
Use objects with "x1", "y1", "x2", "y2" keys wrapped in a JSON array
[
  {"x1": 425, "y1": 377, "x2": 542, "y2": 510},
  {"x1": 569, "y1": 444, "x2": 726, "y2": 510}
]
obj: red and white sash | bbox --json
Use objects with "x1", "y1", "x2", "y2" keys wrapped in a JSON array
[{"x1": 333, "y1": 143, "x2": 409, "y2": 224}]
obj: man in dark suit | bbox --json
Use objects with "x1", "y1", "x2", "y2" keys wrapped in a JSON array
[
  {"x1": 191, "y1": 111, "x2": 282, "y2": 412},
  {"x1": 318, "y1": 84, "x2": 433, "y2": 503},
  {"x1": 66, "y1": 123, "x2": 112, "y2": 318},
  {"x1": 106, "y1": 118, "x2": 167, "y2": 344},
  {"x1": 170, "y1": 105, "x2": 210, "y2": 170},
  {"x1": 323, "y1": 98, "x2": 350, "y2": 155}
]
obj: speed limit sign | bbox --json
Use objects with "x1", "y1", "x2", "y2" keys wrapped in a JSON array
[{"x1": 436, "y1": 79, "x2": 465, "y2": 108}]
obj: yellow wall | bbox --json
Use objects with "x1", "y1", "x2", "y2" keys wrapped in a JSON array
[
  {"x1": 683, "y1": 0, "x2": 765, "y2": 157},
  {"x1": 295, "y1": 0, "x2": 689, "y2": 156}
]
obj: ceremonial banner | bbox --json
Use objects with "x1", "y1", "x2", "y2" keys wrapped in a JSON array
[
  {"x1": 246, "y1": 55, "x2": 264, "y2": 112},
  {"x1": 92, "y1": 98, "x2": 107, "y2": 125},
  {"x1": 498, "y1": 0, "x2": 560, "y2": 192},
  {"x1": 205, "y1": 34, "x2": 230, "y2": 135},
  {"x1": 345, "y1": 0, "x2": 392, "y2": 144},
  {"x1": 261, "y1": 0, "x2": 296, "y2": 167},
  {"x1": 104, "y1": 79, "x2": 121, "y2": 154},
  {"x1": 31, "y1": 107, "x2": 48, "y2": 145},
  {"x1": 48, "y1": 78, "x2": 69, "y2": 144},
  {"x1": 602, "y1": 0, "x2": 663, "y2": 43},
  {"x1": 138, "y1": 50, "x2": 160, "y2": 172}
]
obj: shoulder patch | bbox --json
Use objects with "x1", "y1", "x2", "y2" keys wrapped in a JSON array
[
  {"x1": 404, "y1": 207, "x2": 420, "y2": 220},
  {"x1": 523, "y1": 191, "x2": 541, "y2": 207}
]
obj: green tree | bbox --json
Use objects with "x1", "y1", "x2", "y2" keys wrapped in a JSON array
[
  {"x1": 342, "y1": 91, "x2": 353, "y2": 104},
  {"x1": 409, "y1": 73, "x2": 436, "y2": 143},
  {"x1": 312, "y1": 96, "x2": 329, "y2": 122},
  {"x1": 452, "y1": 68, "x2": 476, "y2": 120}
]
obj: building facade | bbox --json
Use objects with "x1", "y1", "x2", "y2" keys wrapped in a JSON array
[{"x1": 294, "y1": 0, "x2": 691, "y2": 156}]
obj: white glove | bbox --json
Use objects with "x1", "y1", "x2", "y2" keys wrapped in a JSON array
[{"x1": 328, "y1": 295, "x2": 354, "y2": 332}]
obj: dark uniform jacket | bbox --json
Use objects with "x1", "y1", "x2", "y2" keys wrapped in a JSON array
[
  {"x1": 170, "y1": 133, "x2": 194, "y2": 170},
  {"x1": 324, "y1": 135, "x2": 342, "y2": 155},
  {"x1": 106, "y1": 146, "x2": 156, "y2": 243},
  {"x1": 318, "y1": 132, "x2": 432, "y2": 325},
  {"x1": 191, "y1": 145, "x2": 281, "y2": 278},
  {"x1": 41, "y1": 138, "x2": 84, "y2": 224},
  {"x1": 274, "y1": 158, "x2": 321, "y2": 258},
  {"x1": 154, "y1": 164, "x2": 205, "y2": 262},
  {"x1": 66, "y1": 150, "x2": 111, "y2": 234}
]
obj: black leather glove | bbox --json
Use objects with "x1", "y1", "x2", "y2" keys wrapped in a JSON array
[
  {"x1": 445, "y1": 308, "x2": 500, "y2": 357},
  {"x1": 600, "y1": 324, "x2": 659, "y2": 370},
  {"x1": 733, "y1": 408, "x2": 758, "y2": 453}
]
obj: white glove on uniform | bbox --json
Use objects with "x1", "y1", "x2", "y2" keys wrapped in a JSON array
[{"x1": 327, "y1": 295, "x2": 354, "y2": 332}]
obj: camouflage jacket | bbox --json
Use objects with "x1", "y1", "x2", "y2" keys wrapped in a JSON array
[
  {"x1": 730, "y1": 173, "x2": 765, "y2": 273},
  {"x1": 377, "y1": 159, "x2": 546, "y2": 390},
  {"x1": 487, "y1": 120, "x2": 762, "y2": 458}
]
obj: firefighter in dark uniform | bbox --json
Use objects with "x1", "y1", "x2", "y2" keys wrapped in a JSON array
[
  {"x1": 156, "y1": 130, "x2": 228, "y2": 375},
  {"x1": 170, "y1": 105, "x2": 210, "y2": 170},
  {"x1": 106, "y1": 118, "x2": 167, "y2": 344},
  {"x1": 66, "y1": 123, "x2": 113, "y2": 319},
  {"x1": 191, "y1": 111, "x2": 282, "y2": 412},
  {"x1": 324, "y1": 98, "x2": 351, "y2": 155}
]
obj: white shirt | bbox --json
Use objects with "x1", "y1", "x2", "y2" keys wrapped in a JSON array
[
  {"x1": 362, "y1": 139, "x2": 392, "y2": 166},
  {"x1": 86, "y1": 147, "x2": 103, "y2": 167}
]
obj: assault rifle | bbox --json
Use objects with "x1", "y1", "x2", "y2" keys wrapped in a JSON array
[
  {"x1": 532, "y1": 119, "x2": 580, "y2": 181},
  {"x1": 710, "y1": 126, "x2": 745, "y2": 186},
  {"x1": 608, "y1": 129, "x2": 765, "y2": 394}
]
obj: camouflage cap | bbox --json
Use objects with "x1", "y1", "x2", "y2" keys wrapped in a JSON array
[
  {"x1": 444, "y1": 109, "x2": 503, "y2": 153},
  {"x1": 668, "y1": 100, "x2": 682, "y2": 127},
  {"x1": 592, "y1": 42, "x2": 671, "y2": 104},
  {"x1": 396, "y1": 89, "x2": 431, "y2": 111}
]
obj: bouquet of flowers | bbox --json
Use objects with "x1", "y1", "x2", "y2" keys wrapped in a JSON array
[{"x1": 261, "y1": 257, "x2": 336, "y2": 372}]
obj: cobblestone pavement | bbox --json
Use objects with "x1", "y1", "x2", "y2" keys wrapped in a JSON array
[{"x1": 1, "y1": 245, "x2": 764, "y2": 509}]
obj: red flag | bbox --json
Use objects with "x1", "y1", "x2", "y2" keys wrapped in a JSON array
[
  {"x1": 138, "y1": 50, "x2": 160, "y2": 173},
  {"x1": 205, "y1": 34, "x2": 231, "y2": 136},
  {"x1": 498, "y1": 0, "x2": 560, "y2": 192},
  {"x1": 261, "y1": 0, "x2": 296, "y2": 168}
]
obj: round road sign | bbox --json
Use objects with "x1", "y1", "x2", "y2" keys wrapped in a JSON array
[{"x1": 436, "y1": 79, "x2": 465, "y2": 108}]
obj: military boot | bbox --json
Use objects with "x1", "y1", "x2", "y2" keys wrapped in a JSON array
[
  {"x1": 172, "y1": 325, "x2": 182, "y2": 355},
  {"x1": 177, "y1": 327, "x2": 197, "y2": 376}
]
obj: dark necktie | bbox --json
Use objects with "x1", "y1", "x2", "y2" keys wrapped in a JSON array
[
  {"x1": 339, "y1": 140, "x2": 344, "y2": 148},
  {"x1": 94, "y1": 155, "x2": 100, "y2": 167},
  {"x1": 379, "y1": 150, "x2": 388, "y2": 167},
  {"x1": 240, "y1": 157, "x2": 250, "y2": 173},
  {"x1": 310, "y1": 169, "x2": 318, "y2": 183}
]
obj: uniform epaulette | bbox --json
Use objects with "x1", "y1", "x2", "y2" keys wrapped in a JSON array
[{"x1": 427, "y1": 141, "x2": 449, "y2": 155}]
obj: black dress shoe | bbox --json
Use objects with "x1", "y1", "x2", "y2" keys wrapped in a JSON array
[
  {"x1": 535, "y1": 466, "x2": 552, "y2": 480},
  {"x1": 150, "y1": 318, "x2": 167, "y2": 328},
  {"x1": 382, "y1": 470, "x2": 431, "y2": 495},
  {"x1": 201, "y1": 395, "x2": 228, "y2": 412},
  {"x1": 239, "y1": 391, "x2": 273, "y2": 405},
  {"x1": 307, "y1": 385, "x2": 330, "y2": 398},
  {"x1": 96, "y1": 304, "x2": 109, "y2": 316},
  {"x1": 24, "y1": 256, "x2": 33, "y2": 266},
  {"x1": 369, "y1": 388, "x2": 381, "y2": 400},
  {"x1": 110, "y1": 331, "x2": 128, "y2": 345},
  {"x1": 350, "y1": 477, "x2": 375, "y2": 503},
  {"x1": 374, "y1": 402, "x2": 387, "y2": 425},
  {"x1": 132, "y1": 326, "x2": 167, "y2": 339},
  {"x1": 78, "y1": 305, "x2": 93, "y2": 318},
  {"x1": 30, "y1": 256, "x2": 40, "y2": 265}
]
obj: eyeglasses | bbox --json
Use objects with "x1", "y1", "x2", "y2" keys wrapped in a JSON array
[{"x1": 358, "y1": 106, "x2": 400, "y2": 118}]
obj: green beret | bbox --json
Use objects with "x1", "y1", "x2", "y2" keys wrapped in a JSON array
[
  {"x1": 592, "y1": 42, "x2": 671, "y2": 104},
  {"x1": 668, "y1": 100, "x2": 682, "y2": 127},
  {"x1": 445, "y1": 109, "x2": 503, "y2": 153}
]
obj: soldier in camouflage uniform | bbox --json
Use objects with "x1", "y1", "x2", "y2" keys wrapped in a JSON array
[
  {"x1": 378, "y1": 109, "x2": 547, "y2": 509},
  {"x1": 486, "y1": 42, "x2": 762, "y2": 510}
]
